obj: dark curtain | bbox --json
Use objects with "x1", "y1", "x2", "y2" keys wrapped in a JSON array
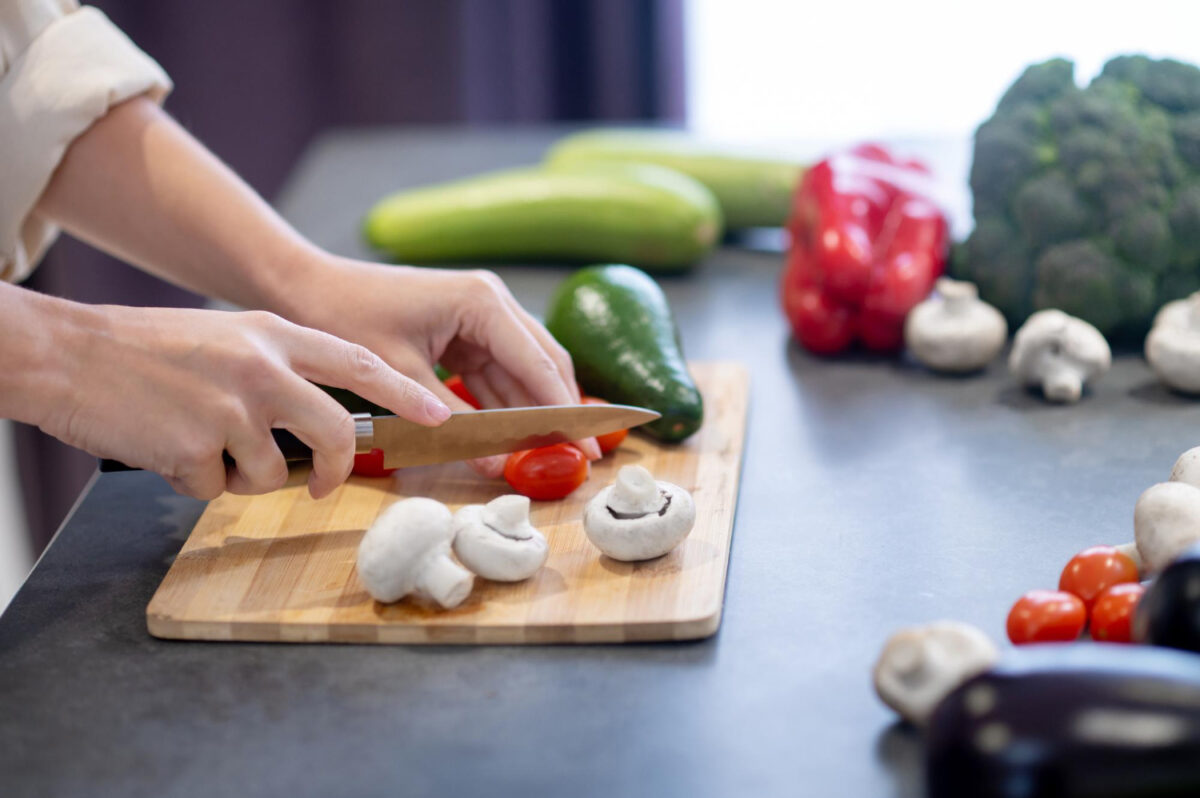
[{"x1": 15, "y1": 0, "x2": 686, "y2": 554}]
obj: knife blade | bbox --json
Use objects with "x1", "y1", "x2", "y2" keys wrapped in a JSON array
[{"x1": 98, "y1": 404, "x2": 660, "y2": 473}]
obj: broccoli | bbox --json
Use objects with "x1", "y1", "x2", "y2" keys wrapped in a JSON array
[{"x1": 953, "y1": 55, "x2": 1200, "y2": 342}]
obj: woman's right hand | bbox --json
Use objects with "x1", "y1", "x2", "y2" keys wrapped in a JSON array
[{"x1": 39, "y1": 305, "x2": 451, "y2": 500}]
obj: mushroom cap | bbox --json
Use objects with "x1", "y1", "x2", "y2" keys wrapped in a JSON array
[
  {"x1": 1008, "y1": 310, "x2": 1111, "y2": 399},
  {"x1": 452, "y1": 497, "x2": 548, "y2": 582},
  {"x1": 356, "y1": 497, "x2": 455, "y2": 602},
  {"x1": 903, "y1": 278, "x2": 1007, "y2": 372},
  {"x1": 1145, "y1": 293, "x2": 1200, "y2": 393},
  {"x1": 872, "y1": 621, "x2": 998, "y2": 728},
  {"x1": 1134, "y1": 481, "x2": 1200, "y2": 574},
  {"x1": 1170, "y1": 446, "x2": 1200, "y2": 489},
  {"x1": 583, "y1": 479, "x2": 695, "y2": 561}
]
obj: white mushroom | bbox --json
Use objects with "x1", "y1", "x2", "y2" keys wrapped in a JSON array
[
  {"x1": 1135, "y1": 446, "x2": 1200, "y2": 573},
  {"x1": 355, "y1": 497, "x2": 474, "y2": 608},
  {"x1": 872, "y1": 621, "x2": 999, "y2": 728},
  {"x1": 583, "y1": 464, "x2": 695, "y2": 561},
  {"x1": 1008, "y1": 309, "x2": 1111, "y2": 402},
  {"x1": 452, "y1": 495, "x2": 548, "y2": 582},
  {"x1": 903, "y1": 278, "x2": 1007, "y2": 373},
  {"x1": 1145, "y1": 292, "x2": 1200, "y2": 394}
]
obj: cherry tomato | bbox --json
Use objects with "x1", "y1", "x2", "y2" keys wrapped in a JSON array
[
  {"x1": 443, "y1": 374, "x2": 482, "y2": 410},
  {"x1": 504, "y1": 443, "x2": 588, "y2": 501},
  {"x1": 581, "y1": 397, "x2": 628, "y2": 453},
  {"x1": 1007, "y1": 589, "x2": 1087, "y2": 645},
  {"x1": 351, "y1": 448, "x2": 396, "y2": 478},
  {"x1": 1090, "y1": 582, "x2": 1145, "y2": 643},
  {"x1": 1059, "y1": 545, "x2": 1140, "y2": 609}
]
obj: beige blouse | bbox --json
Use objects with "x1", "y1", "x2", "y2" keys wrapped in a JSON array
[{"x1": 0, "y1": 0, "x2": 171, "y2": 282}]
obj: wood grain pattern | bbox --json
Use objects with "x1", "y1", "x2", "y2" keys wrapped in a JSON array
[{"x1": 147, "y1": 361, "x2": 748, "y2": 644}]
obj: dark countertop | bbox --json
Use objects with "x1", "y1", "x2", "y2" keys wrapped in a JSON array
[{"x1": 3, "y1": 128, "x2": 1198, "y2": 798}]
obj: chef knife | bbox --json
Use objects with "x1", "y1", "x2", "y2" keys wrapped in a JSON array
[{"x1": 98, "y1": 404, "x2": 660, "y2": 472}]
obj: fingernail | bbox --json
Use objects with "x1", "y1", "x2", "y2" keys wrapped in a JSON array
[
  {"x1": 425, "y1": 395, "x2": 452, "y2": 422},
  {"x1": 582, "y1": 438, "x2": 602, "y2": 460}
]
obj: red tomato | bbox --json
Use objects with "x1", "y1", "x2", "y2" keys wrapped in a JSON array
[
  {"x1": 581, "y1": 397, "x2": 628, "y2": 453},
  {"x1": 1090, "y1": 582, "x2": 1145, "y2": 644},
  {"x1": 1059, "y1": 545, "x2": 1140, "y2": 609},
  {"x1": 1006, "y1": 589, "x2": 1087, "y2": 645},
  {"x1": 352, "y1": 448, "x2": 396, "y2": 478},
  {"x1": 443, "y1": 374, "x2": 482, "y2": 410},
  {"x1": 504, "y1": 444, "x2": 588, "y2": 501}
]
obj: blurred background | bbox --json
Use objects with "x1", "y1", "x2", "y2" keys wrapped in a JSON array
[{"x1": 3, "y1": 0, "x2": 1199, "y2": 610}]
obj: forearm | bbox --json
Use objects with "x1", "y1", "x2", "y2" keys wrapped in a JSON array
[
  {"x1": 34, "y1": 96, "x2": 320, "y2": 311},
  {"x1": 0, "y1": 281, "x2": 88, "y2": 429}
]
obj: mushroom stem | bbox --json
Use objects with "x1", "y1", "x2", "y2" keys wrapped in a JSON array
[
  {"x1": 936, "y1": 278, "x2": 978, "y2": 315},
  {"x1": 608, "y1": 465, "x2": 664, "y2": 516},
  {"x1": 1043, "y1": 369, "x2": 1083, "y2": 403},
  {"x1": 416, "y1": 554, "x2": 474, "y2": 608}
]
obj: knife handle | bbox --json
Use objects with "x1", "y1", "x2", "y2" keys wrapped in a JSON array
[{"x1": 98, "y1": 414, "x2": 374, "y2": 473}]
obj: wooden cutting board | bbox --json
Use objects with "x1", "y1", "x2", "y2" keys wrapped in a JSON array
[{"x1": 147, "y1": 361, "x2": 748, "y2": 644}]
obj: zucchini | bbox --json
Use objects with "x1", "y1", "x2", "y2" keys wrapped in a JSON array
[
  {"x1": 364, "y1": 165, "x2": 721, "y2": 271},
  {"x1": 544, "y1": 128, "x2": 805, "y2": 228}
]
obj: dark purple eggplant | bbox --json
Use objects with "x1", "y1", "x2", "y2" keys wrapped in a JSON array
[
  {"x1": 925, "y1": 643, "x2": 1200, "y2": 798},
  {"x1": 1134, "y1": 543, "x2": 1200, "y2": 653}
]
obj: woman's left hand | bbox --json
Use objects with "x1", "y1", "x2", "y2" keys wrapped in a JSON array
[{"x1": 282, "y1": 257, "x2": 602, "y2": 477}]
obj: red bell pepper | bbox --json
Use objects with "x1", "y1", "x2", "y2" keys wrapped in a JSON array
[{"x1": 781, "y1": 143, "x2": 948, "y2": 354}]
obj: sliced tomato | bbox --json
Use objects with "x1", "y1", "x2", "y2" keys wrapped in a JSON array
[
  {"x1": 443, "y1": 374, "x2": 482, "y2": 410},
  {"x1": 1006, "y1": 589, "x2": 1087, "y2": 645},
  {"x1": 504, "y1": 444, "x2": 588, "y2": 501},
  {"x1": 1059, "y1": 545, "x2": 1140, "y2": 609},
  {"x1": 581, "y1": 396, "x2": 628, "y2": 453},
  {"x1": 352, "y1": 448, "x2": 396, "y2": 478},
  {"x1": 1090, "y1": 583, "x2": 1145, "y2": 644}
]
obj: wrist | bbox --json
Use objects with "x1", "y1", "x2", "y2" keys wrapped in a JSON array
[{"x1": 0, "y1": 286, "x2": 95, "y2": 429}]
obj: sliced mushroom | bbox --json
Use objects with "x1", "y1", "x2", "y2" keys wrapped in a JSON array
[
  {"x1": 872, "y1": 620, "x2": 999, "y2": 728},
  {"x1": 452, "y1": 494, "x2": 548, "y2": 582},
  {"x1": 1009, "y1": 309, "x2": 1111, "y2": 402},
  {"x1": 1145, "y1": 292, "x2": 1200, "y2": 394},
  {"x1": 583, "y1": 464, "x2": 695, "y2": 561},
  {"x1": 355, "y1": 497, "x2": 474, "y2": 608},
  {"x1": 903, "y1": 278, "x2": 1007, "y2": 373}
]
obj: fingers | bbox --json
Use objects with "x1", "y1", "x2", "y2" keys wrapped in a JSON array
[
  {"x1": 278, "y1": 321, "x2": 450, "y2": 427},
  {"x1": 501, "y1": 295, "x2": 583, "y2": 404},
  {"x1": 405, "y1": 362, "x2": 508, "y2": 479},
  {"x1": 224, "y1": 427, "x2": 289, "y2": 496},
  {"x1": 270, "y1": 380, "x2": 359, "y2": 499}
]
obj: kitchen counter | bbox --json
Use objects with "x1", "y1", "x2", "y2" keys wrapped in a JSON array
[{"x1": 3, "y1": 128, "x2": 1198, "y2": 798}]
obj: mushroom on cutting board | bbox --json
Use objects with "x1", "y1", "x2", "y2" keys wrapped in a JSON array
[
  {"x1": 583, "y1": 465, "x2": 695, "y2": 561},
  {"x1": 872, "y1": 621, "x2": 999, "y2": 728},
  {"x1": 1008, "y1": 309, "x2": 1111, "y2": 402},
  {"x1": 903, "y1": 278, "x2": 1007, "y2": 373},
  {"x1": 452, "y1": 495, "x2": 548, "y2": 582},
  {"x1": 1145, "y1": 292, "x2": 1200, "y2": 394},
  {"x1": 356, "y1": 497, "x2": 474, "y2": 608},
  {"x1": 1134, "y1": 446, "x2": 1200, "y2": 574}
]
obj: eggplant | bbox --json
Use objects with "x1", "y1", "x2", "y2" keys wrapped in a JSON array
[
  {"x1": 1135, "y1": 543, "x2": 1200, "y2": 652},
  {"x1": 925, "y1": 643, "x2": 1200, "y2": 798}
]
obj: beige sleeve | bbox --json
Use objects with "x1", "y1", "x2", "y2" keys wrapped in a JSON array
[{"x1": 0, "y1": 1, "x2": 172, "y2": 283}]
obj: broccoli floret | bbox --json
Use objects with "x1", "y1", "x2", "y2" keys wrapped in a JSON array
[
  {"x1": 1033, "y1": 240, "x2": 1156, "y2": 336},
  {"x1": 962, "y1": 54, "x2": 1200, "y2": 342}
]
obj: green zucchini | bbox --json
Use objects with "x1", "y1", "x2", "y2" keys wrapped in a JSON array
[
  {"x1": 544, "y1": 129, "x2": 805, "y2": 228},
  {"x1": 363, "y1": 164, "x2": 721, "y2": 271}
]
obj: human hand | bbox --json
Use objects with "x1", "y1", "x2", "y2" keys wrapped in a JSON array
[
  {"x1": 40, "y1": 304, "x2": 450, "y2": 500},
  {"x1": 281, "y1": 258, "x2": 601, "y2": 477}
]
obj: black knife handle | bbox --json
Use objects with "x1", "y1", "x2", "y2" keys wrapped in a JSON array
[
  {"x1": 98, "y1": 414, "x2": 376, "y2": 473},
  {"x1": 99, "y1": 429, "x2": 316, "y2": 473}
]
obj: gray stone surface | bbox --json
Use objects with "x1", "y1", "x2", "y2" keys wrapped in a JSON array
[{"x1": 2, "y1": 128, "x2": 1197, "y2": 798}]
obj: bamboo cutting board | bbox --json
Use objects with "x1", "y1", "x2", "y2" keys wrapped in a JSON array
[{"x1": 147, "y1": 361, "x2": 748, "y2": 644}]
